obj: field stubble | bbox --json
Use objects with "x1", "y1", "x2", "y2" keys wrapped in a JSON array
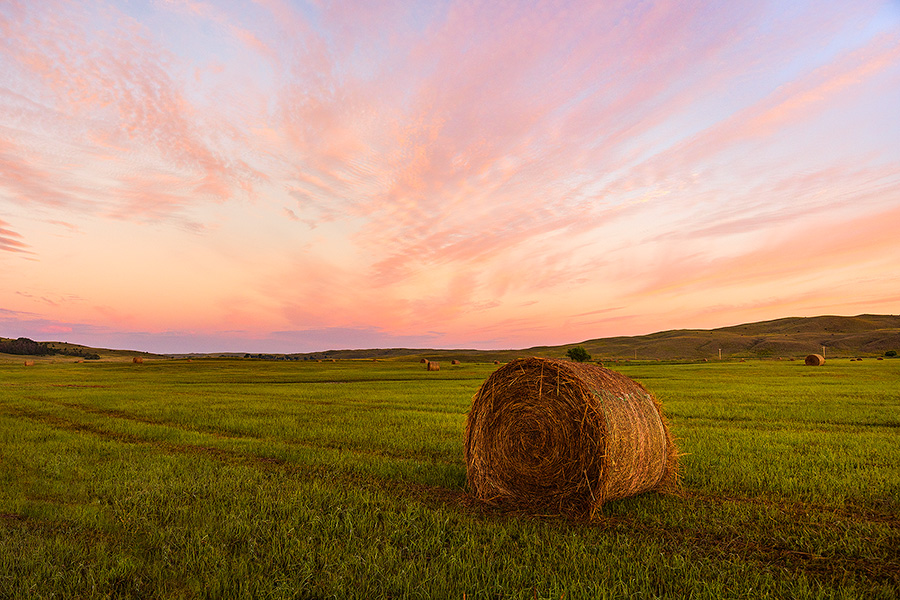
[{"x1": 0, "y1": 358, "x2": 897, "y2": 598}]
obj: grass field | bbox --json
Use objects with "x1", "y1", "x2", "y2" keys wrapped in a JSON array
[{"x1": 1, "y1": 357, "x2": 897, "y2": 598}]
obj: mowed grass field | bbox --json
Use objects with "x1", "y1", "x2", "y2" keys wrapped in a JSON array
[{"x1": 0, "y1": 358, "x2": 897, "y2": 599}]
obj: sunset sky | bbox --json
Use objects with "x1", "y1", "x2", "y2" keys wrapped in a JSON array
[{"x1": 2, "y1": 0, "x2": 899, "y2": 354}]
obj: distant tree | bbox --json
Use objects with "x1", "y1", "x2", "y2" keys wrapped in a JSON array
[
  {"x1": 0, "y1": 337, "x2": 54, "y2": 356},
  {"x1": 566, "y1": 346, "x2": 591, "y2": 362},
  {"x1": 886, "y1": 350, "x2": 897, "y2": 358}
]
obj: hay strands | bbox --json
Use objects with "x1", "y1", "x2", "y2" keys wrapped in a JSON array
[{"x1": 464, "y1": 357, "x2": 678, "y2": 518}]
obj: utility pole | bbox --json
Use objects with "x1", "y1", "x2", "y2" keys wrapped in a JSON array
[
  {"x1": 718, "y1": 348, "x2": 722, "y2": 360},
  {"x1": 822, "y1": 345, "x2": 826, "y2": 357}
]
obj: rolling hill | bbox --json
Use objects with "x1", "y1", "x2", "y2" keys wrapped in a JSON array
[
  {"x1": 557, "y1": 314, "x2": 900, "y2": 361},
  {"x1": 292, "y1": 314, "x2": 900, "y2": 362},
  {"x1": 3, "y1": 314, "x2": 899, "y2": 363}
]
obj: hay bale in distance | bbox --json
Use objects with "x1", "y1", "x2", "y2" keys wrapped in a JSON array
[
  {"x1": 451, "y1": 359, "x2": 461, "y2": 365},
  {"x1": 420, "y1": 358, "x2": 428, "y2": 363},
  {"x1": 805, "y1": 354, "x2": 825, "y2": 366},
  {"x1": 493, "y1": 360, "x2": 501, "y2": 365},
  {"x1": 23, "y1": 360, "x2": 35, "y2": 366},
  {"x1": 132, "y1": 357, "x2": 143, "y2": 364},
  {"x1": 426, "y1": 361, "x2": 440, "y2": 371},
  {"x1": 464, "y1": 357, "x2": 678, "y2": 517}
]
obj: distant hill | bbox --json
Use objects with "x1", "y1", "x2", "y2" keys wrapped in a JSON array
[
  {"x1": 4, "y1": 314, "x2": 899, "y2": 362},
  {"x1": 0, "y1": 337, "x2": 164, "y2": 363},
  {"x1": 289, "y1": 314, "x2": 900, "y2": 362},
  {"x1": 557, "y1": 314, "x2": 900, "y2": 361}
]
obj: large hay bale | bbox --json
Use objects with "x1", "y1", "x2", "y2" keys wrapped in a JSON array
[
  {"x1": 805, "y1": 354, "x2": 825, "y2": 366},
  {"x1": 464, "y1": 357, "x2": 677, "y2": 517},
  {"x1": 132, "y1": 357, "x2": 143, "y2": 364},
  {"x1": 426, "y1": 361, "x2": 440, "y2": 371},
  {"x1": 23, "y1": 360, "x2": 35, "y2": 366}
]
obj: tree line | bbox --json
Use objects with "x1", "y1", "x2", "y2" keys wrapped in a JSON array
[{"x1": 0, "y1": 337, "x2": 101, "y2": 360}]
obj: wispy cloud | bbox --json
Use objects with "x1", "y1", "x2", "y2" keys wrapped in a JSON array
[{"x1": 0, "y1": 218, "x2": 31, "y2": 254}]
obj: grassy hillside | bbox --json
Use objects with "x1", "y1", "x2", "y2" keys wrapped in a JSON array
[
  {"x1": 553, "y1": 314, "x2": 900, "y2": 361},
  {"x1": 4, "y1": 314, "x2": 899, "y2": 362},
  {"x1": 0, "y1": 337, "x2": 164, "y2": 364}
]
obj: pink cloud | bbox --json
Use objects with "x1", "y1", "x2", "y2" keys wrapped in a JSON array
[
  {"x1": 2, "y1": 1, "x2": 897, "y2": 352},
  {"x1": 0, "y1": 218, "x2": 32, "y2": 254},
  {"x1": 627, "y1": 202, "x2": 900, "y2": 305},
  {"x1": 2, "y1": 0, "x2": 264, "y2": 217},
  {"x1": 0, "y1": 138, "x2": 84, "y2": 208}
]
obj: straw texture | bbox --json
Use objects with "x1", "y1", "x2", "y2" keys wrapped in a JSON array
[{"x1": 464, "y1": 357, "x2": 677, "y2": 516}]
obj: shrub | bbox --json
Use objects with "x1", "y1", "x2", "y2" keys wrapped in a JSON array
[
  {"x1": 885, "y1": 350, "x2": 897, "y2": 358},
  {"x1": 566, "y1": 346, "x2": 591, "y2": 362}
]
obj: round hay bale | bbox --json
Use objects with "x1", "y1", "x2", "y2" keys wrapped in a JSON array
[
  {"x1": 132, "y1": 357, "x2": 143, "y2": 364},
  {"x1": 420, "y1": 358, "x2": 428, "y2": 363},
  {"x1": 805, "y1": 354, "x2": 825, "y2": 366},
  {"x1": 464, "y1": 357, "x2": 678, "y2": 516},
  {"x1": 493, "y1": 360, "x2": 501, "y2": 365},
  {"x1": 23, "y1": 360, "x2": 35, "y2": 367},
  {"x1": 451, "y1": 359, "x2": 461, "y2": 365},
  {"x1": 426, "y1": 361, "x2": 440, "y2": 371}
]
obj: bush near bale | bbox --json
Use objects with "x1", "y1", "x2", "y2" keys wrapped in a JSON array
[
  {"x1": 885, "y1": 350, "x2": 897, "y2": 358},
  {"x1": 464, "y1": 357, "x2": 677, "y2": 518},
  {"x1": 566, "y1": 346, "x2": 591, "y2": 362}
]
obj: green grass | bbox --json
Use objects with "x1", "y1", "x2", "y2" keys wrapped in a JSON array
[{"x1": 1, "y1": 358, "x2": 897, "y2": 598}]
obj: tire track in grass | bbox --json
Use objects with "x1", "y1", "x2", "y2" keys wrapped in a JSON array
[
  {"x1": 1, "y1": 403, "x2": 460, "y2": 485},
  {"x1": 39, "y1": 398, "x2": 462, "y2": 465},
  {"x1": 4, "y1": 405, "x2": 898, "y2": 590},
  {"x1": 45, "y1": 399, "x2": 256, "y2": 440},
  {"x1": 679, "y1": 488, "x2": 900, "y2": 528}
]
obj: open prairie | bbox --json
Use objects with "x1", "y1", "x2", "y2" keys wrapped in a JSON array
[{"x1": 1, "y1": 358, "x2": 897, "y2": 598}]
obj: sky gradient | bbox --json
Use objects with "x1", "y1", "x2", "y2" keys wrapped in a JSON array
[{"x1": 2, "y1": 0, "x2": 899, "y2": 354}]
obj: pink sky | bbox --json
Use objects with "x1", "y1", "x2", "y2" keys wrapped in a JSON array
[{"x1": 1, "y1": 0, "x2": 899, "y2": 354}]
